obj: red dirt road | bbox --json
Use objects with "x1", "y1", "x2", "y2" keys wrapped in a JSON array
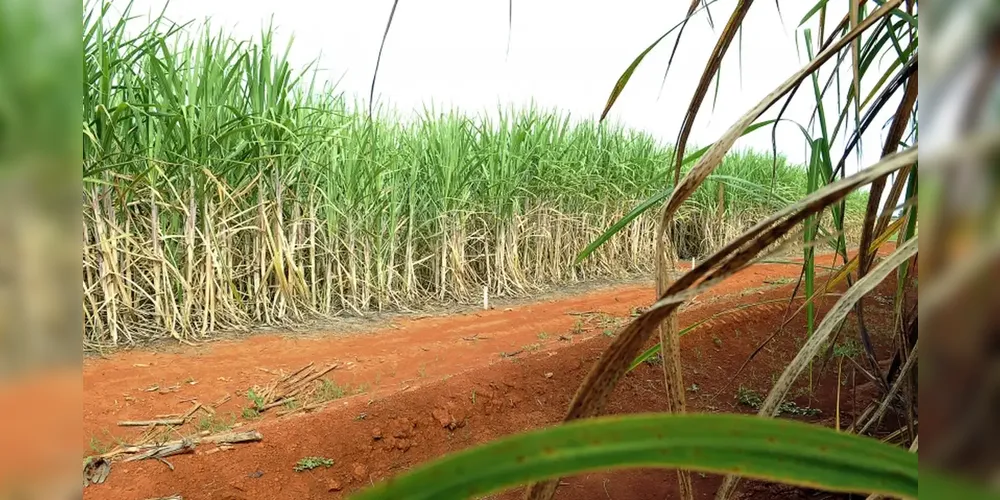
[{"x1": 83, "y1": 250, "x2": 904, "y2": 500}]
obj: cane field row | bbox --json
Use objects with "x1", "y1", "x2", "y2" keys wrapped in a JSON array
[{"x1": 81, "y1": 2, "x2": 864, "y2": 348}]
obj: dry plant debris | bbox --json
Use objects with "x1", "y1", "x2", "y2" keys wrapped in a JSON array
[{"x1": 245, "y1": 362, "x2": 340, "y2": 417}]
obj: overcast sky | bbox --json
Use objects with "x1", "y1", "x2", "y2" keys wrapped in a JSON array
[{"x1": 111, "y1": 0, "x2": 899, "y2": 171}]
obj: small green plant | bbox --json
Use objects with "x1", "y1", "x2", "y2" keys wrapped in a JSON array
[
  {"x1": 736, "y1": 386, "x2": 820, "y2": 417},
  {"x1": 294, "y1": 456, "x2": 334, "y2": 472},
  {"x1": 687, "y1": 383, "x2": 700, "y2": 393},
  {"x1": 89, "y1": 435, "x2": 113, "y2": 455},
  {"x1": 737, "y1": 386, "x2": 763, "y2": 409},
  {"x1": 314, "y1": 379, "x2": 346, "y2": 402},
  {"x1": 603, "y1": 328, "x2": 615, "y2": 337},
  {"x1": 777, "y1": 401, "x2": 822, "y2": 417},
  {"x1": 242, "y1": 407, "x2": 261, "y2": 420},
  {"x1": 537, "y1": 332, "x2": 549, "y2": 340},
  {"x1": 712, "y1": 336, "x2": 723, "y2": 348},
  {"x1": 282, "y1": 399, "x2": 300, "y2": 411},
  {"x1": 247, "y1": 388, "x2": 265, "y2": 410},
  {"x1": 523, "y1": 343, "x2": 541, "y2": 352},
  {"x1": 833, "y1": 339, "x2": 864, "y2": 358},
  {"x1": 571, "y1": 318, "x2": 584, "y2": 334},
  {"x1": 197, "y1": 413, "x2": 236, "y2": 433},
  {"x1": 353, "y1": 383, "x2": 370, "y2": 395}
]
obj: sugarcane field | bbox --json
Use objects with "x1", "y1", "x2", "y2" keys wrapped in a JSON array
[{"x1": 78, "y1": 1, "x2": 924, "y2": 500}]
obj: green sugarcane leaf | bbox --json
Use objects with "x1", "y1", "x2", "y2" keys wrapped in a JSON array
[{"x1": 349, "y1": 413, "x2": 917, "y2": 500}]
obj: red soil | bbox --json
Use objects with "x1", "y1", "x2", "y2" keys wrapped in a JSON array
[{"x1": 83, "y1": 250, "x2": 905, "y2": 500}]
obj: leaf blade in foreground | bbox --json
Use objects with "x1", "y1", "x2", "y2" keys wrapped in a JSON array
[{"x1": 348, "y1": 413, "x2": 917, "y2": 500}]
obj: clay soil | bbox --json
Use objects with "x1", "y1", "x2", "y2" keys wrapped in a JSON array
[{"x1": 83, "y1": 248, "x2": 911, "y2": 500}]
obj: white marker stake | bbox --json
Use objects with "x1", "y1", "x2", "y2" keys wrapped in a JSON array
[{"x1": 483, "y1": 286, "x2": 489, "y2": 310}]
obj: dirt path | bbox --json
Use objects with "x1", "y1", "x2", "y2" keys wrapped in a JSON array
[{"x1": 83, "y1": 250, "x2": 902, "y2": 500}]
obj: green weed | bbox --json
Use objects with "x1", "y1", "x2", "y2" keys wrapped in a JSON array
[
  {"x1": 314, "y1": 378, "x2": 346, "y2": 402},
  {"x1": 197, "y1": 413, "x2": 236, "y2": 433},
  {"x1": 833, "y1": 339, "x2": 864, "y2": 358},
  {"x1": 736, "y1": 386, "x2": 763, "y2": 409},
  {"x1": 294, "y1": 456, "x2": 334, "y2": 472},
  {"x1": 247, "y1": 388, "x2": 265, "y2": 410},
  {"x1": 88, "y1": 435, "x2": 113, "y2": 455}
]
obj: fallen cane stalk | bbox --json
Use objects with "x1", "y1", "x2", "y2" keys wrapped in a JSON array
[
  {"x1": 108, "y1": 430, "x2": 263, "y2": 462},
  {"x1": 122, "y1": 441, "x2": 194, "y2": 462},
  {"x1": 284, "y1": 364, "x2": 339, "y2": 400},
  {"x1": 118, "y1": 419, "x2": 186, "y2": 427},
  {"x1": 260, "y1": 397, "x2": 295, "y2": 411}
]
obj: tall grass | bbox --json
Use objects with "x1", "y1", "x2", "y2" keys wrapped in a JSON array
[{"x1": 81, "y1": 2, "x2": 861, "y2": 348}]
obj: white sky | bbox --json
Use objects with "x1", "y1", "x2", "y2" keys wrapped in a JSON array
[{"x1": 112, "y1": 0, "x2": 901, "y2": 171}]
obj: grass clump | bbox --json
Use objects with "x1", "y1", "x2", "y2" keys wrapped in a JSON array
[
  {"x1": 294, "y1": 456, "x2": 334, "y2": 472},
  {"x1": 197, "y1": 413, "x2": 236, "y2": 433},
  {"x1": 777, "y1": 401, "x2": 822, "y2": 417},
  {"x1": 314, "y1": 379, "x2": 346, "y2": 402},
  {"x1": 736, "y1": 386, "x2": 764, "y2": 409},
  {"x1": 736, "y1": 385, "x2": 820, "y2": 417},
  {"x1": 833, "y1": 339, "x2": 864, "y2": 358},
  {"x1": 247, "y1": 389, "x2": 266, "y2": 410},
  {"x1": 88, "y1": 435, "x2": 113, "y2": 455}
]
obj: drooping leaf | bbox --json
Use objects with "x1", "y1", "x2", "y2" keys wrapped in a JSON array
[
  {"x1": 658, "y1": 0, "x2": 704, "y2": 97},
  {"x1": 600, "y1": 0, "x2": 719, "y2": 121},
  {"x1": 663, "y1": 1, "x2": 902, "y2": 230},
  {"x1": 505, "y1": 0, "x2": 512, "y2": 60},
  {"x1": 369, "y1": 0, "x2": 400, "y2": 118},
  {"x1": 671, "y1": 0, "x2": 754, "y2": 185},
  {"x1": 599, "y1": 34, "x2": 669, "y2": 122}
]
